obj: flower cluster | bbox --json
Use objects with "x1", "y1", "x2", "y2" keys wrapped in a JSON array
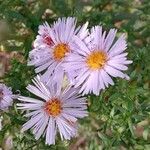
[
  {"x1": 0, "y1": 17, "x2": 132, "y2": 145},
  {"x1": 28, "y1": 17, "x2": 132, "y2": 96}
]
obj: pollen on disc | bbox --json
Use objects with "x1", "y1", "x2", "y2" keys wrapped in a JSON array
[
  {"x1": 86, "y1": 51, "x2": 107, "y2": 70},
  {"x1": 44, "y1": 98, "x2": 62, "y2": 117},
  {"x1": 53, "y1": 43, "x2": 70, "y2": 61}
]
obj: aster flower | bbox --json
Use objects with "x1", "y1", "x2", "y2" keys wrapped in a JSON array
[
  {"x1": 28, "y1": 17, "x2": 89, "y2": 85},
  {"x1": 17, "y1": 76, "x2": 88, "y2": 145},
  {"x1": 0, "y1": 83, "x2": 15, "y2": 110},
  {"x1": 64, "y1": 26, "x2": 132, "y2": 95}
]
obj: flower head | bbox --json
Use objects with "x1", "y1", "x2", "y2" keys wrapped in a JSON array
[
  {"x1": 64, "y1": 26, "x2": 132, "y2": 95},
  {"x1": 0, "y1": 84, "x2": 15, "y2": 110},
  {"x1": 17, "y1": 76, "x2": 88, "y2": 145},
  {"x1": 28, "y1": 17, "x2": 89, "y2": 86}
]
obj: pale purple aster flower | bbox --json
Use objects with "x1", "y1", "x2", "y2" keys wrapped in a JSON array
[
  {"x1": 0, "y1": 84, "x2": 15, "y2": 110},
  {"x1": 64, "y1": 26, "x2": 133, "y2": 95},
  {"x1": 17, "y1": 76, "x2": 88, "y2": 145},
  {"x1": 28, "y1": 17, "x2": 89, "y2": 86}
]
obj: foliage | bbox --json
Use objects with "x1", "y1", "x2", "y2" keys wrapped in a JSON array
[{"x1": 0, "y1": 0, "x2": 150, "y2": 149}]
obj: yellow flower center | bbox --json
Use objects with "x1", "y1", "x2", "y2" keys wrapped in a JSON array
[
  {"x1": 44, "y1": 98, "x2": 62, "y2": 117},
  {"x1": 86, "y1": 51, "x2": 107, "y2": 70},
  {"x1": 53, "y1": 43, "x2": 70, "y2": 61}
]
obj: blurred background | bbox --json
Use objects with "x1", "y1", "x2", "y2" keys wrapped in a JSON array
[{"x1": 0, "y1": 0, "x2": 150, "y2": 149}]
